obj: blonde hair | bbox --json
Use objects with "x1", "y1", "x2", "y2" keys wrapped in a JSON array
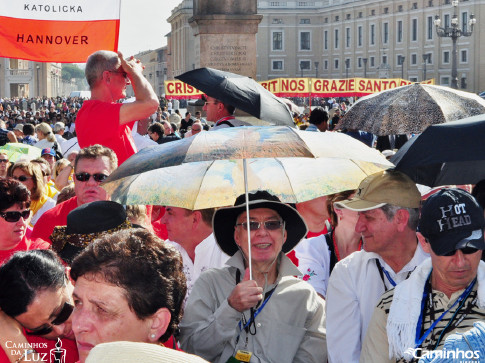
[
  {"x1": 53, "y1": 159, "x2": 71, "y2": 180},
  {"x1": 9, "y1": 161, "x2": 45, "y2": 200},
  {"x1": 35, "y1": 122, "x2": 56, "y2": 143}
]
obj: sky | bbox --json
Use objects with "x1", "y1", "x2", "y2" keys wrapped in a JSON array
[{"x1": 117, "y1": 0, "x2": 183, "y2": 57}]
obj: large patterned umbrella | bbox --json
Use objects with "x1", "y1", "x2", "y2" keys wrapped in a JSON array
[
  {"x1": 102, "y1": 126, "x2": 392, "y2": 279},
  {"x1": 337, "y1": 83, "x2": 485, "y2": 136}
]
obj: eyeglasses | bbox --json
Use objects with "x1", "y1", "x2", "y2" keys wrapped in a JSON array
[
  {"x1": 0, "y1": 159, "x2": 8, "y2": 163},
  {"x1": 26, "y1": 302, "x2": 74, "y2": 336},
  {"x1": 0, "y1": 209, "x2": 31, "y2": 222},
  {"x1": 204, "y1": 102, "x2": 219, "y2": 106},
  {"x1": 236, "y1": 220, "x2": 284, "y2": 232},
  {"x1": 74, "y1": 172, "x2": 108, "y2": 183},
  {"x1": 109, "y1": 70, "x2": 129, "y2": 80},
  {"x1": 12, "y1": 175, "x2": 33, "y2": 182},
  {"x1": 442, "y1": 247, "x2": 480, "y2": 257}
]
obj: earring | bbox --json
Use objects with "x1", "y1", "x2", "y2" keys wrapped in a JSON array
[{"x1": 150, "y1": 334, "x2": 156, "y2": 339}]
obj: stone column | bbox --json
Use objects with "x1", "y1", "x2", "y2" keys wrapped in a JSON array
[{"x1": 190, "y1": 0, "x2": 262, "y2": 78}]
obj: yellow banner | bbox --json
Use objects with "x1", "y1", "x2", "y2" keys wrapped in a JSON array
[
  {"x1": 164, "y1": 80, "x2": 203, "y2": 99},
  {"x1": 165, "y1": 78, "x2": 435, "y2": 99}
]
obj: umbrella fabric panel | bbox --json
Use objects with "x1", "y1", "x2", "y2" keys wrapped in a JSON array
[
  {"x1": 392, "y1": 116, "x2": 485, "y2": 187},
  {"x1": 105, "y1": 158, "x2": 391, "y2": 209},
  {"x1": 338, "y1": 84, "x2": 485, "y2": 136},
  {"x1": 176, "y1": 67, "x2": 295, "y2": 127},
  {"x1": 0, "y1": 143, "x2": 42, "y2": 162},
  {"x1": 107, "y1": 126, "x2": 392, "y2": 183}
]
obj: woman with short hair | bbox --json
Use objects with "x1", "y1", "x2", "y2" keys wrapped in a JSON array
[
  {"x1": 9, "y1": 161, "x2": 56, "y2": 226},
  {"x1": 71, "y1": 228, "x2": 187, "y2": 363}
]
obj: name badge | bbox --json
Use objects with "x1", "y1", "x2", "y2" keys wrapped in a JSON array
[{"x1": 235, "y1": 349, "x2": 252, "y2": 362}]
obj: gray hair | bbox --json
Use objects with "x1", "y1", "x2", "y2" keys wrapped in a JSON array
[
  {"x1": 380, "y1": 204, "x2": 420, "y2": 231},
  {"x1": 85, "y1": 50, "x2": 120, "y2": 89}
]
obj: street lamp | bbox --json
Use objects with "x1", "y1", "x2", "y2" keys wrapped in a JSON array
[
  {"x1": 363, "y1": 58, "x2": 368, "y2": 78},
  {"x1": 422, "y1": 54, "x2": 430, "y2": 81},
  {"x1": 36, "y1": 65, "x2": 40, "y2": 97},
  {"x1": 345, "y1": 59, "x2": 350, "y2": 79},
  {"x1": 398, "y1": 56, "x2": 405, "y2": 79},
  {"x1": 314, "y1": 61, "x2": 319, "y2": 78},
  {"x1": 434, "y1": 0, "x2": 476, "y2": 89}
]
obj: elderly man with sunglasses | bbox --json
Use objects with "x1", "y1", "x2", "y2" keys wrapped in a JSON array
[
  {"x1": 31, "y1": 144, "x2": 117, "y2": 243},
  {"x1": 179, "y1": 191, "x2": 326, "y2": 363},
  {"x1": 76, "y1": 50, "x2": 158, "y2": 165},
  {"x1": 360, "y1": 188, "x2": 485, "y2": 363}
]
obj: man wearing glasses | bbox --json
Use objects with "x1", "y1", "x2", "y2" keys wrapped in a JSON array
[
  {"x1": 202, "y1": 95, "x2": 251, "y2": 129},
  {"x1": 76, "y1": 50, "x2": 158, "y2": 165},
  {"x1": 361, "y1": 188, "x2": 485, "y2": 362},
  {"x1": 31, "y1": 145, "x2": 117, "y2": 243},
  {"x1": 179, "y1": 191, "x2": 326, "y2": 363}
]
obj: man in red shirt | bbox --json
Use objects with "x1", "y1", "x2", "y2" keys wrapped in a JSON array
[
  {"x1": 31, "y1": 145, "x2": 118, "y2": 243},
  {"x1": 76, "y1": 50, "x2": 159, "y2": 165}
]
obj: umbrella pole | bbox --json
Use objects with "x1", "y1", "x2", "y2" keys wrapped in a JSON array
[{"x1": 243, "y1": 158, "x2": 253, "y2": 281}]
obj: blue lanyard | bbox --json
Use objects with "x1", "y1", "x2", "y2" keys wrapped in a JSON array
[
  {"x1": 238, "y1": 288, "x2": 276, "y2": 332},
  {"x1": 375, "y1": 259, "x2": 397, "y2": 289},
  {"x1": 414, "y1": 273, "x2": 476, "y2": 348}
]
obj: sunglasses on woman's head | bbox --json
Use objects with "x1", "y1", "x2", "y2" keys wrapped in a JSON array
[
  {"x1": 25, "y1": 302, "x2": 74, "y2": 336},
  {"x1": 0, "y1": 210, "x2": 30, "y2": 222}
]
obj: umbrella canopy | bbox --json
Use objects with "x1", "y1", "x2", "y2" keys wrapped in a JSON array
[
  {"x1": 391, "y1": 114, "x2": 485, "y2": 187},
  {"x1": 104, "y1": 126, "x2": 391, "y2": 182},
  {"x1": 176, "y1": 68, "x2": 295, "y2": 127},
  {"x1": 103, "y1": 126, "x2": 392, "y2": 207},
  {"x1": 103, "y1": 157, "x2": 390, "y2": 209},
  {"x1": 0, "y1": 143, "x2": 41, "y2": 163},
  {"x1": 338, "y1": 83, "x2": 485, "y2": 136}
]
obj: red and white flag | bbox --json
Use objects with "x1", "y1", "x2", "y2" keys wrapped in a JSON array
[{"x1": 0, "y1": 0, "x2": 120, "y2": 63}]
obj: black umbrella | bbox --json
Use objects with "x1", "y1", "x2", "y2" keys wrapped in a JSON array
[
  {"x1": 176, "y1": 67, "x2": 295, "y2": 127},
  {"x1": 391, "y1": 114, "x2": 485, "y2": 187}
]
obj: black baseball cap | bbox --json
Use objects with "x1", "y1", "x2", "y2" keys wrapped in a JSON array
[{"x1": 418, "y1": 188, "x2": 485, "y2": 256}]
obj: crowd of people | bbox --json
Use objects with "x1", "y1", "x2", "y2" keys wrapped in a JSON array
[{"x1": 0, "y1": 49, "x2": 485, "y2": 363}]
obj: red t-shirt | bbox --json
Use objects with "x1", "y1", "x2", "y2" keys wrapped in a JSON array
[
  {"x1": 0, "y1": 334, "x2": 78, "y2": 363},
  {"x1": 31, "y1": 197, "x2": 79, "y2": 243},
  {"x1": 0, "y1": 236, "x2": 49, "y2": 266},
  {"x1": 76, "y1": 100, "x2": 137, "y2": 165}
]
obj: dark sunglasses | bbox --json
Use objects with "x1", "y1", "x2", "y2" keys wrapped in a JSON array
[
  {"x1": 236, "y1": 220, "x2": 284, "y2": 231},
  {"x1": 0, "y1": 159, "x2": 9, "y2": 163},
  {"x1": 26, "y1": 302, "x2": 74, "y2": 336},
  {"x1": 12, "y1": 175, "x2": 32, "y2": 182},
  {"x1": 74, "y1": 172, "x2": 108, "y2": 183},
  {"x1": 442, "y1": 247, "x2": 480, "y2": 257},
  {"x1": 0, "y1": 209, "x2": 30, "y2": 222}
]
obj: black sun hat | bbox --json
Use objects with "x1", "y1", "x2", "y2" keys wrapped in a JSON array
[{"x1": 213, "y1": 191, "x2": 308, "y2": 256}]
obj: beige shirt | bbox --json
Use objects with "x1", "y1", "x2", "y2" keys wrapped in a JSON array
[{"x1": 360, "y1": 284, "x2": 485, "y2": 363}]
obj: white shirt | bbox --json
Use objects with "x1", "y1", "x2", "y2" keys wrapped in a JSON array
[
  {"x1": 166, "y1": 233, "x2": 230, "y2": 301},
  {"x1": 294, "y1": 234, "x2": 331, "y2": 297},
  {"x1": 325, "y1": 243, "x2": 429, "y2": 363},
  {"x1": 130, "y1": 122, "x2": 158, "y2": 151}
]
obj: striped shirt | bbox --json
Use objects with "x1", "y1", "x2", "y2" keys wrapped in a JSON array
[{"x1": 360, "y1": 283, "x2": 485, "y2": 363}]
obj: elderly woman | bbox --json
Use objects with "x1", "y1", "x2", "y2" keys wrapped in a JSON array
[
  {"x1": 0, "y1": 178, "x2": 48, "y2": 264},
  {"x1": 179, "y1": 191, "x2": 326, "y2": 363},
  {"x1": 294, "y1": 190, "x2": 362, "y2": 298},
  {"x1": 0, "y1": 250, "x2": 78, "y2": 363},
  {"x1": 10, "y1": 161, "x2": 56, "y2": 226},
  {"x1": 34, "y1": 122, "x2": 62, "y2": 153},
  {"x1": 70, "y1": 228, "x2": 187, "y2": 363}
]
